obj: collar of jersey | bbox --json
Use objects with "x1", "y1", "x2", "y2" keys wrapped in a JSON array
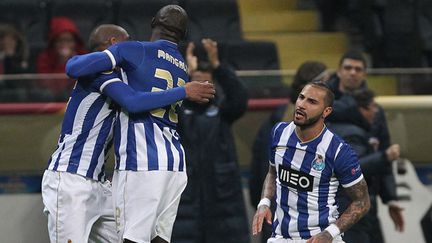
[{"x1": 294, "y1": 124, "x2": 327, "y2": 145}]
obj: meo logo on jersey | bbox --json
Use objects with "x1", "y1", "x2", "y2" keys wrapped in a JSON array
[{"x1": 278, "y1": 164, "x2": 314, "y2": 191}]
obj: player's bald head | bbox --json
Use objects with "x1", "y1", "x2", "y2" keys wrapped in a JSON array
[
  {"x1": 151, "y1": 5, "x2": 188, "y2": 42},
  {"x1": 89, "y1": 24, "x2": 129, "y2": 51}
]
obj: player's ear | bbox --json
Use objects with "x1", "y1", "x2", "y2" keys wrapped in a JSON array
[
  {"x1": 322, "y1": 107, "x2": 333, "y2": 119},
  {"x1": 151, "y1": 17, "x2": 156, "y2": 28}
]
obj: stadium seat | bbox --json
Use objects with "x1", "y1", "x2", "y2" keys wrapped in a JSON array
[
  {"x1": 116, "y1": 0, "x2": 176, "y2": 41},
  {"x1": 50, "y1": 0, "x2": 115, "y2": 43},
  {"x1": 225, "y1": 41, "x2": 279, "y2": 70},
  {"x1": 184, "y1": 0, "x2": 242, "y2": 41}
]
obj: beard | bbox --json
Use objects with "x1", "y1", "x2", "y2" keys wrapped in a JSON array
[{"x1": 293, "y1": 112, "x2": 322, "y2": 129}]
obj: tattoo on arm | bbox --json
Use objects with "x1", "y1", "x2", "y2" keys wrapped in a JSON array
[
  {"x1": 335, "y1": 178, "x2": 370, "y2": 233},
  {"x1": 261, "y1": 165, "x2": 277, "y2": 200}
]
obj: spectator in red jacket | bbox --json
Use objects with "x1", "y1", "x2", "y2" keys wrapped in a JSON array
[{"x1": 36, "y1": 16, "x2": 87, "y2": 100}]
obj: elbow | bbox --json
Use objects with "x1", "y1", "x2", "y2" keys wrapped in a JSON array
[{"x1": 65, "y1": 58, "x2": 80, "y2": 78}]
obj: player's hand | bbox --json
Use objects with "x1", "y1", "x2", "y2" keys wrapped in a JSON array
[
  {"x1": 186, "y1": 42, "x2": 198, "y2": 75},
  {"x1": 184, "y1": 81, "x2": 215, "y2": 104},
  {"x1": 389, "y1": 203, "x2": 404, "y2": 232},
  {"x1": 202, "y1": 38, "x2": 220, "y2": 69},
  {"x1": 385, "y1": 144, "x2": 400, "y2": 162},
  {"x1": 252, "y1": 205, "x2": 272, "y2": 235},
  {"x1": 306, "y1": 231, "x2": 333, "y2": 243}
]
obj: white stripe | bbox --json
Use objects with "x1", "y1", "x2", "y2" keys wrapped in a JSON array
[
  {"x1": 120, "y1": 68, "x2": 128, "y2": 84},
  {"x1": 71, "y1": 93, "x2": 100, "y2": 134},
  {"x1": 76, "y1": 102, "x2": 111, "y2": 176},
  {"x1": 165, "y1": 127, "x2": 180, "y2": 171},
  {"x1": 327, "y1": 177, "x2": 340, "y2": 224},
  {"x1": 154, "y1": 123, "x2": 168, "y2": 170},
  {"x1": 334, "y1": 143, "x2": 343, "y2": 159},
  {"x1": 103, "y1": 50, "x2": 116, "y2": 69},
  {"x1": 100, "y1": 78, "x2": 122, "y2": 92},
  {"x1": 135, "y1": 123, "x2": 148, "y2": 170},
  {"x1": 342, "y1": 174, "x2": 364, "y2": 188},
  {"x1": 287, "y1": 147, "x2": 306, "y2": 238},
  {"x1": 118, "y1": 112, "x2": 129, "y2": 170},
  {"x1": 275, "y1": 181, "x2": 284, "y2": 236}
]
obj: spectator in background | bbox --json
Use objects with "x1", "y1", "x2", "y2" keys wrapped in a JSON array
[
  {"x1": 248, "y1": 61, "x2": 328, "y2": 243},
  {"x1": 0, "y1": 24, "x2": 29, "y2": 74},
  {"x1": 36, "y1": 16, "x2": 87, "y2": 100},
  {"x1": 171, "y1": 38, "x2": 250, "y2": 243},
  {"x1": 326, "y1": 50, "x2": 404, "y2": 243}
]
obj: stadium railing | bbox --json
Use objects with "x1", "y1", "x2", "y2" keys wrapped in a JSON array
[{"x1": 0, "y1": 69, "x2": 432, "y2": 192}]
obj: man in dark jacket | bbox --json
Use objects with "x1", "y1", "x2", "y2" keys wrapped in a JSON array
[
  {"x1": 327, "y1": 51, "x2": 404, "y2": 243},
  {"x1": 171, "y1": 38, "x2": 250, "y2": 243}
]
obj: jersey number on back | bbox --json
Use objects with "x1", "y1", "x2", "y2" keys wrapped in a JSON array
[{"x1": 150, "y1": 68, "x2": 185, "y2": 123}]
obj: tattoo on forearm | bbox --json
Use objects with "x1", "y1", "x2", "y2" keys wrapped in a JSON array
[
  {"x1": 262, "y1": 165, "x2": 276, "y2": 200},
  {"x1": 336, "y1": 178, "x2": 370, "y2": 233}
]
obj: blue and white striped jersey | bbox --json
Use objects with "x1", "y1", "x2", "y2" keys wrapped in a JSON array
[
  {"x1": 270, "y1": 121, "x2": 363, "y2": 240},
  {"x1": 104, "y1": 40, "x2": 189, "y2": 171},
  {"x1": 47, "y1": 78, "x2": 117, "y2": 181}
]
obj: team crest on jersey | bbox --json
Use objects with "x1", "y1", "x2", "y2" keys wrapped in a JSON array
[{"x1": 311, "y1": 154, "x2": 325, "y2": 171}]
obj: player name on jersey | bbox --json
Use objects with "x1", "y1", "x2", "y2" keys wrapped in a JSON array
[{"x1": 157, "y1": 49, "x2": 188, "y2": 73}]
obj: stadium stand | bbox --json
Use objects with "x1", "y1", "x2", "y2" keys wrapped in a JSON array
[
  {"x1": 116, "y1": 0, "x2": 175, "y2": 41},
  {"x1": 50, "y1": 0, "x2": 115, "y2": 44},
  {"x1": 184, "y1": 0, "x2": 242, "y2": 41}
]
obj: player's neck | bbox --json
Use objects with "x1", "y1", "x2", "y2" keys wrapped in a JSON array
[
  {"x1": 295, "y1": 122, "x2": 326, "y2": 143},
  {"x1": 150, "y1": 29, "x2": 178, "y2": 44}
]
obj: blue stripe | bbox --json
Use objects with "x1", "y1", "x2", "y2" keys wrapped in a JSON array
[
  {"x1": 279, "y1": 130, "x2": 297, "y2": 238},
  {"x1": 318, "y1": 135, "x2": 339, "y2": 230},
  {"x1": 164, "y1": 134, "x2": 174, "y2": 171},
  {"x1": 67, "y1": 96, "x2": 106, "y2": 173},
  {"x1": 114, "y1": 114, "x2": 121, "y2": 170},
  {"x1": 172, "y1": 135, "x2": 184, "y2": 171},
  {"x1": 52, "y1": 143, "x2": 66, "y2": 171},
  {"x1": 61, "y1": 85, "x2": 88, "y2": 134},
  {"x1": 272, "y1": 219, "x2": 279, "y2": 237},
  {"x1": 297, "y1": 135, "x2": 324, "y2": 239},
  {"x1": 145, "y1": 121, "x2": 159, "y2": 170},
  {"x1": 86, "y1": 111, "x2": 115, "y2": 178},
  {"x1": 125, "y1": 121, "x2": 137, "y2": 170}
]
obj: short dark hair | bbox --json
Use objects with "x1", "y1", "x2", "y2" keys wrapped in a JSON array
[
  {"x1": 306, "y1": 80, "x2": 335, "y2": 107},
  {"x1": 352, "y1": 88, "x2": 375, "y2": 109},
  {"x1": 339, "y1": 50, "x2": 367, "y2": 69},
  {"x1": 290, "y1": 61, "x2": 327, "y2": 102},
  {"x1": 151, "y1": 5, "x2": 188, "y2": 42}
]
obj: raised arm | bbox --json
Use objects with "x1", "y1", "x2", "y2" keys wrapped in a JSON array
[{"x1": 252, "y1": 164, "x2": 276, "y2": 235}]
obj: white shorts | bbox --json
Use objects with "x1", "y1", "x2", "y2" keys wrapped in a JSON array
[
  {"x1": 267, "y1": 235, "x2": 345, "y2": 243},
  {"x1": 41, "y1": 170, "x2": 117, "y2": 243},
  {"x1": 112, "y1": 170, "x2": 187, "y2": 243}
]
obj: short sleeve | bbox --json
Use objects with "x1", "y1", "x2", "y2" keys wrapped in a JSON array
[
  {"x1": 269, "y1": 122, "x2": 284, "y2": 166},
  {"x1": 105, "y1": 41, "x2": 145, "y2": 71},
  {"x1": 334, "y1": 143, "x2": 363, "y2": 188}
]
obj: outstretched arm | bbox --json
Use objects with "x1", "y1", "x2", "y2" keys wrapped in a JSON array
[
  {"x1": 95, "y1": 73, "x2": 215, "y2": 113},
  {"x1": 66, "y1": 41, "x2": 143, "y2": 78},
  {"x1": 252, "y1": 164, "x2": 276, "y2": 235}
]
